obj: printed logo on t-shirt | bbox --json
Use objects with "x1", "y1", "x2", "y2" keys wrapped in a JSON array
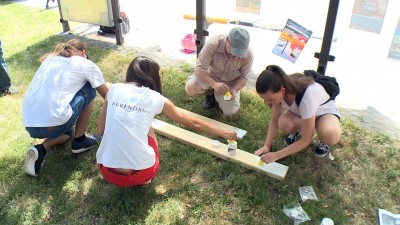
[
  {"x1": 129, "y1": 96, "x2": 139, "y2": 104},
  {"x1": 111, "y1": 101, "x2": 150, "y2": 114}
]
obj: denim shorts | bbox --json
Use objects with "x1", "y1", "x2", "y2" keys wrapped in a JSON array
[{"x1": 25, "y1": 82, "x2": 96, "y2": 139}]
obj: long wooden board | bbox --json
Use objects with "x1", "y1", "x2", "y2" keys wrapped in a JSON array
[
  {"x1": 152, "y1": 119, "x2": 288, "y2": 180},
  {"x1": 178, "y1": 108, "x2": 247, "y2": 139}
]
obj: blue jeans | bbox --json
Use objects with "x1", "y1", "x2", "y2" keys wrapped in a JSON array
[
  {"x1": 0, "y1": 39, "x2": 11, "y2": 92},
  {"x1": 25, "y1": 82, "x2": 96, "y2": 139}
]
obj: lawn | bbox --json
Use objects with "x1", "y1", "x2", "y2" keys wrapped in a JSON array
[{"x1": 0, "y1": 2, "x2": 399, "y2": 225}]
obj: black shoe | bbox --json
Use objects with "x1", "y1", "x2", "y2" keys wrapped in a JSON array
[
  {"x1": 71, "y1": 134, "x2": 101, "y2": 154},
  {"x1": 314, "y1": 142, "x2": 330, "y2": 158},
  {"x1": 284, "y1": 132, "x2": 300, "y2": 146},
  {"x1": 202, "y1": 93, "x2": 216, "y2": 110},
  {"x1": 0, "y1": 88, "x2": 17, "y2": 96},
  {"x1": 24, "y1": 145, "x2": 46, "y2": 176}
]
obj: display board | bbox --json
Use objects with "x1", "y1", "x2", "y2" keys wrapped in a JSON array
[{"x1": 59, "y1": 0, "x2": 113, "y2": 26}]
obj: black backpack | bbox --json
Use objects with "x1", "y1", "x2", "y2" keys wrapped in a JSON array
[{"x1": 295, "y1": 70, "x2": 340, "y2": 106}]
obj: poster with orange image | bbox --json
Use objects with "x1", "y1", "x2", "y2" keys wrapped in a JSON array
[{"x1": 272, "y1": 19, "x2": 312, "y2": 63}]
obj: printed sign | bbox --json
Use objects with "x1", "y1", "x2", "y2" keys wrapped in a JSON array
[
  {"x1": 349, "y1": 0, "x2": 389, "y2": 33},
  {"x1": 272, "y1": 19, "x2": 312, "y2": 63},
  {"x1": 388, "y1": 15, "x2": 400, "y2": 61},
  {"x1": 235, "y1": 0, "x2": 261, "y2": 15}
]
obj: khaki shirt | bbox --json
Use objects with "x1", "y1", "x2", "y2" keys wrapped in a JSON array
[{"x1": 195, "y1": 34, "x2": 254, "y2": 87}]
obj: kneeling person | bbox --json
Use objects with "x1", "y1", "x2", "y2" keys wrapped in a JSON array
[
  {"x1": 96, "y1": 56, "x2": 237, "y2": 187},
  {"x1": 185, "y1": 27, "x2": 253, "y2": 116},
  {"x1": 22, "y1": 39, "x2": 108, "y2": 176}
]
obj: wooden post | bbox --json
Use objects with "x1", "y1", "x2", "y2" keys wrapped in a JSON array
[
  {"x1": 56, "y1": 0, "x2": 70, "y2": 32},
  {"x1": 111, "y1": 0, "x2": 124, "y2": 45}
]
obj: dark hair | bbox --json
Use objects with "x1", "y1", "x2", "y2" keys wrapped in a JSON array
[
  {"x1": 126, "y1": 56, "x2": 162, "y2": 94},
  {"x1": 39, "y1": 38, "x2": 86, "y2": 62},
  {"x1": 256, "y1": 65, "x2": 313, "y2": 95}
]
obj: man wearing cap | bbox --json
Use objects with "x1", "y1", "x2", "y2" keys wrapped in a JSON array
[{"x1": 185, "y1": 27, "x2": 253, "y2": 116}]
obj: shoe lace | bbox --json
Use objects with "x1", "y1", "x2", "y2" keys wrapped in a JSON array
[
  {"x1": 318, "y1": 143, "x2": 330, "y2": 152},
  {"x1": 287, "y1": 132, "x2": 298, "y2": 141}
]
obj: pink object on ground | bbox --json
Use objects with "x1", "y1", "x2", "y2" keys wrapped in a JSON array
[{"x1": 181, "y1": 33, "x2": 197, "y2": 53}]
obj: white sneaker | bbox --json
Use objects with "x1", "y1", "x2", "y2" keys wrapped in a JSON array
[{"x1": 23, "y1": 145, "x2": 46, "y2": 176}]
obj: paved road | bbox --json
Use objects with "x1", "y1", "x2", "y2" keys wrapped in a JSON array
[{"x1": 13, "y1": 0, "x2": 400, "y2": 139}]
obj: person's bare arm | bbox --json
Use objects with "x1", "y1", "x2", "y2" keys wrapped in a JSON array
[
  {"x1": 162, "y1": 98, "x2": 236, "y2": 140},
  {"x1": 96, "y1": 83, "x2": 109, "y2": 99},
  {"x1": 255, "y1": 104, "x2": 282, "y2": 155},
  {"x1": 260, "y1": 115, "x2": 315, "y2": 163},
  {"x1": 229, "y1": 78, "x2": 247, "y2": 99},
  {"x1": 194, "y1": 68, "x2": 229, "y2": 95},
  {"x1": 97, "y1": 97, "x2": 108, "y2": 135}
]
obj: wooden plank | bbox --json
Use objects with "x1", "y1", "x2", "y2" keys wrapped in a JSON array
[
  {"x1": 152, "y1": 119, "x2": 288, "y2": 180},
  {"x1": 178, "y1": 108, "x2": 247, "y2": 139}
]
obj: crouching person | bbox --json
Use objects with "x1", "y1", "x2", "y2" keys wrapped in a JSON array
[
  {"x1": 254, "y1": 65, "x2": 341, "y2": 163},
  {"x1": 96, "y1": 56, "x2": 237, "y2": 187},
  {"x1": 22, "y1": 39, "x2": 108, "y2": 176}
]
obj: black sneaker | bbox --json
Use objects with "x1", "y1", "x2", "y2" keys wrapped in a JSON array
[
  {"x1": 202, "y1": 93, "x2": 217, "y2": 109},
  {"x1": 71, "y1": 134, "x2": 101, "y2": 154},
  {"x1": 0, "y1": 88, "x2": 17, "y2": 96},
  {"x1": 284, "y1": 132, "x2": 300, "y2": 146},
  {"x1": 314, "y1": 142, "x2": 330, "y2": 158},
  {"x1": 24, "y1": 145, "x2": 46, "y2": 176}
]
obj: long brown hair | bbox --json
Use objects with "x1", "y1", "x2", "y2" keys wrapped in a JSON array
[
  {"x1": 256, "y1": 65, "x2": 313, "y2": 95},
  {"x1": 125, "y1": 56, "x2": 162, "y2": 94},
  {"x1": 39, "y1": 39, "x2": 86, "y2": 62}
]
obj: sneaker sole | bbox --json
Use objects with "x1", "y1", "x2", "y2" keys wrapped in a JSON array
[
  {"x1": 314, "y1": 149, "x2": 329, "y2": 158},
  {"x1": 71, "y1": 146, "x2": 95, "y2": 154},
  {"x1": 24, "y1": 147, "x2": 39, "y2": 176}
]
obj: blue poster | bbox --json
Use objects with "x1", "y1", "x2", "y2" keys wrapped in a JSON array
[{"x1": 388, "y1": 16, "x2": 400, "y2": 61}]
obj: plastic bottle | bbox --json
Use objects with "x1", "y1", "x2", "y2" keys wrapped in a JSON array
[
  {"x1": 227, "y1": 140, "x2": 237, "y2": 155},
  {"x1": 224, "y1": 91, "x2": 232, "y2": 101},
  {"x1": 320, "y1": 218, "x2": 334, "y2": 225}
]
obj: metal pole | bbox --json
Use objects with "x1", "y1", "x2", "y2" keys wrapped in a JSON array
[
  {"x1": 316, "y1": 0, "x2": 339, "y2": 75},
  {"x1": 56, "y1": 0, "x2": 70, "y2": 32},
  {"x1": 195, "y1": 0, "x2": 208, "y2": 57},
  {"x1": 111, "y1": 0, "x2": 124, "y2": 45}
]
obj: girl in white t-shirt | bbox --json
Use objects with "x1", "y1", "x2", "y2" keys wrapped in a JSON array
[
  {"x1": 254, "y1": 65, "x2": 341, "y2": 163},
  {"x1": 22, "y1": 39, "x2": 109, "y2": 177},
  {"x1": 96, "y1": 56, "x2": 237, "y2": 187}
]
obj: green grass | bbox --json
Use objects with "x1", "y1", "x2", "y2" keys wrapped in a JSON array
[{"x1": 1, "y1": 2, "x2": 400, "y2": 224}]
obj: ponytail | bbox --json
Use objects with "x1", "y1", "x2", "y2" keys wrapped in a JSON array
[
  {"x1": 256, "y1": 65, "x2": 313, "y2": 95},
  {"x1": 39, "y1": 39, "x2": 86, "y2": 62}
]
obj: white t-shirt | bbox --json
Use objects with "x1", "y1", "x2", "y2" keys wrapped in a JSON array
[
  {"x1": 281, "y1": 82, "x2": 340, "y2": 120},
  {"x1": 22, "y1": 56, "x2": 105, "y2": 127},
  {"x1": 96, "y1": 83, "x2": 165, "y2": 170}
]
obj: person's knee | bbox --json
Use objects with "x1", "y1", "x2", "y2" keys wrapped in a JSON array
[
  {"x1": 184, "y1": 82, "x2": 196, "y2": 96},
  {"x1": 222, "y1": 107, "x2": 239, "y2": 117},
  {"x1": 185, "y1": 81, "x2": 203, "y2": 96},
  {"x1": 318, "y1": 127, "x2": 341, "y2": 145},
  {"x1": 278, "y1": 118, "x2": 298, "y2": 134}
]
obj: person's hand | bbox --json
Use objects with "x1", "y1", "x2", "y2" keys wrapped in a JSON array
[
  {"x1": 212, "y1": 82, "x2": 229, "y2": 95},
  {"x1": 255, "y1": 145, "x2": 270, "y2": 156},
  {"x1": 228, "y1": 89, "x2": 237, "y2": 101},
  {"x1": 260, "y1": 152, "x2": 280, "y2": 164},
  {"x1": 223, "y1": 130, "x2": 237, "y2": 140}
]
